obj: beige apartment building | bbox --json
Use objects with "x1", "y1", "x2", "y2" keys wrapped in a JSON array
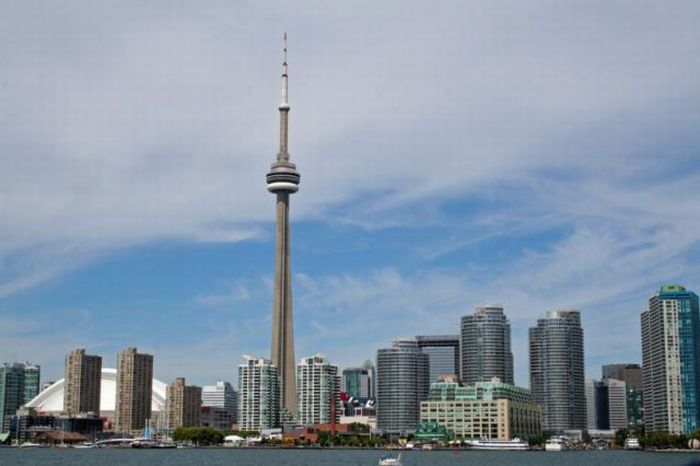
[
  {"x1": 63, "y1": 349, "x2": 102, "y2": 416},
  {"x1": 115, "y1": 347, "x2": 153, "y2": 434},
  {"x1": 167, "y1": 377, "x2": 202, "y2": 429}
]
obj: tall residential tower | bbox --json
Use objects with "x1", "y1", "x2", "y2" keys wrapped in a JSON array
[
  {"x1": 64, "y1": 349, "x2": 102, "y2": 416},
  {"x1": 529, "y1": 310, "x2": 586, "y2": 432},
  {"x1": 115, "y1": 347, "x2": 153, "y2": 434},
  {"x1": 461, "y1": 305, "x2": 514, "y2": 384},
  {"x1": 641, "y1": 284, "x2": 700, "y2": 434},
  {"x1": 266, "y1": 34, "x2": 300, "y2": 416}
]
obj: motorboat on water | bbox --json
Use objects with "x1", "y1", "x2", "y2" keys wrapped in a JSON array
[
  {"x1": 624, "y1": 437, "x2": 641, "y2": 450},
  {"x1": 19, "y1": 442, "x2": 43, "y2": 448},
  {"x1": 545, "y1": 437, "x2": 568, "y2": 451},
  {"x1": 378, "y1": 453, "x2": 402, "y2": 466},
  {"x1": 464, "y1": 438, "x2": 529, "y2": 451}
]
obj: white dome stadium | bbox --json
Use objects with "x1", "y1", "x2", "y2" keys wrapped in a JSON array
[{"x1": 25, "y1": 368, "x2": 167, "y2": 414}]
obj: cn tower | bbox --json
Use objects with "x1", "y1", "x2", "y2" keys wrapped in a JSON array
[{"x1": 266, "y1": 33, "x2": 300, "y2": 417}]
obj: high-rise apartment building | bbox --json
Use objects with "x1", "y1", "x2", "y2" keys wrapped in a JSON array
[
  {"x1": 167, "y1": 377, "x2": 202, "y2": 429},
  {"x1": 461, "y1": 306, "x2": 514, "y2": 384},
  {"x1": 529, "y1": 310, "x2": 586, "y2": 432},
  {"x1": 376, "y1": 339, "x2": 429, "y2": 434},
  {"x1": 297, "y1": 354, "x2": 340, "y2": 425},
  {"x1": 63, "y1": 349, "x2": 102, "y2": 416},
  {"x1": 238, "y1": 357, "x2": 280, "y2": 430},
  {"x1": 0, "y1": 362, "x2": 40, "y2": 431},
  {"x1": 416, "y1": 335, "x2": 460, "y2": 382},
  {"x1": 641, "y1": 284, "x2": 700, "y2": 435},
  {"x1": 586, "y1": 378, "x2": 627, "y2": 430},
  {"x1": 115, "y1": 347, "x2": 153, "y2": 434},
  {"x1": 201, "y1": 380, "x2": 238, "y2": 426}
]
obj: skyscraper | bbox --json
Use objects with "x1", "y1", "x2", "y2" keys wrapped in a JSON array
[
  {"x1": 602, "y1": 363, "x2": 644, "y2": 429},
  {"x1": 416, "y1": 335, "x2": 460, "y2": 382},
  {"x1": 529, "y1": 310, "x2": 586, "y2": 432},
  {"x1": 0, "y1": 362, "x2": 40, "y2": 431},
  {"x1": 115, "y1": 347, "x2": 153, "y2": 434},
  {"x1": 167, "y1": 377, "x2": 202, "y2": 429},
  {"x1": 64, "y1": 349, "x2": 102, "y2": 416},
  {"x1": 238, "y1": 357, "x2": 280, "y2": 430},
  {"x1": 342, "y1": 367, "x2": 371, "y2": 399},
  {"x1": 376, "y1": 339, "x2": 430, "y2": 434},
  {"x1": 267, "y1": 34, "x2": 300, "y2": 417},
  {"x1": 461, "y1": 305, "x2": 514, "y2": 384},
  {"x1": 641, "y1": 284, "x2": 700, "y2": 434},
  {"x1": 585, "y1": 378, "x2": 627, "y2": 431},
  {"x1": 297, "y1": 354, "x2": 340, "y2": 425}
]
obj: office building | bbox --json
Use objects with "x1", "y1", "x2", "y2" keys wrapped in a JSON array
[
  {"x1": 238, "y1": 357, "x2": 280, "y2": 430},
  {"x1": 376, "y1": 339, "x2": 430, "y2": 434},
  {"x1": 602, "y1": 363, "x2": 644, "y2": 429},
  {"x1": 63, "y1": 349, "x2": 102, "y2": 416},
  {"x1": 297, "y1": 354, "x2": 341, "y2": 425},
  {"x1": 642, "y1": 284, "x2": 700, "y2": 434},
  {"x1": 167, "y1": 377, "x2": 201, "y2": 429},
  {"x1": 416, "y1": 334, "x2": 460, "y2": 382},
  {"x1": 0, "y1": 362, "x2": 41, "y2": 431},
  {"x1": 461, "y1": 305, "x2": 514, "y2": 384},
  {"x1": 420, "y1": 376, "x2": 541, "y2": 440},
  {"x1": 115, "y1": 347, "x2": 153, "y2": 434},
  {"x1": 529, "y1": 310, "x2": 586, "y2": 432},
  {"x1": 342, "y1": 367, "x2": 371, "y2": 399},
  {"x1": 202, "y1": 380, "x2": 237, "y2": 426},
  {"x1": 586, "y1": 378, "x2": 627, "y2": 430}
]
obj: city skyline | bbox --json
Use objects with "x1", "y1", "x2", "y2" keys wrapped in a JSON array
[{"x1": 0, "y1": 1, "x2": 699, "y2": 388}]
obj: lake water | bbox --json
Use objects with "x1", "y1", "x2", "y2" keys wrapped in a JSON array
[{"x1": 1, "y1": 448, "x2": 699, "y2": 466}]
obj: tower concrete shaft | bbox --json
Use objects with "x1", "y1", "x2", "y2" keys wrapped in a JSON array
[{"x1": 266, "y1": 33, "x2": 300, "y2": 416}]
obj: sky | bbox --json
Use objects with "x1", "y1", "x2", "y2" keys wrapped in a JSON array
[{"x1": 0, "y1": 0, "x2": 699, "y2": 388}]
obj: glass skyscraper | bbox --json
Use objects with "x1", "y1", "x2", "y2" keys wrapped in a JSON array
[
  {"x1": 376, "y1": 339, "x2": 429, "y2": 434},
  {"x1": 529, "y1": 310, "x2": 586, "y2": 433},
  {"x1": 0, "y1": 362, "x2": 41, "y2": 432},
  {"x1": 461, "y1": 306, "x2": 514, "y2": 384},
  {"x1": 641, "y1": 284, "x2": 700, "y2": 435},
  {"x1": 416, "y1": 335, "x2": 460, "y2": 382}
]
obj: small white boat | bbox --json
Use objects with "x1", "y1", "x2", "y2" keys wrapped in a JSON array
[
  {"x1": 464, "y1": 438, "x2": 529, "y2": 451},
  {"x1": 545, "y1": 437, "x2": 567, "y2": 451},
  {"x1": 378, "y1": 453, "x2": 402, "y2": 466},
  {"x1": 19, "y1": 442, "x2": 43, "y2": 448},
  {"x1": 624, "y1": 437, "x2": 641, "y2": 450},
  {"x1": 74, "y1": 443, "x2": 96, "y2": 449}
]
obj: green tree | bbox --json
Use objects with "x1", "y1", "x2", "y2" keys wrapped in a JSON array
[{"x1": 614, "y1": 428, "x2": 629, "y2": 447}]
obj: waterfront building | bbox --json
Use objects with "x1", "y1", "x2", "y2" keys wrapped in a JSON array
[
  {"x1": 167, "y1": 377, "x2": 201, "y2": 429},
  {"x1": 63, "y1": 349, "x2": 102, "y2": 416},
  {"x1": 342, "y1": 367, "x2": 371, "y2": 399},
  {"x1": 297, "y1": 354, "x2": 341, "y2": 425},
  {"x1": 585, "y1": 378, "x2": 627, "y2": 431},
  {"x1": 0, "y1": 362, "x2": 41, "y2": 431},
  {"x1": 26, "y1": 368, "x2": 167, "y2": 422},
  {"x1": 641, "y1": 284, "x2": 700, "y2": 435},
  {"x1": 602, "y1": 363, "x2": 644, "y2": 429},
  {"x1": 115, "y1": 347, "x2": 153, "y2": 434},
  {"x1": 376, "y1": 339, "x2": 430, "y2": 434},
  {"x1": 267, "y1": 34, "x2": 301, "y2": 418},
  {"x1": 420, "y1": 376, "x2": 541, "y2": 440},
  {"x1": 238, "y1": 357, "x2": 280, "y2": 430},
  {"x1": 529, "y1": 309, "x2": 586, "y2": 432},
  {"x1": 416, "y1": 334, "x2": 460, "y2": 382},
  {"x1": 202, "y1": 380, "x2": 237, "y2": 425},
  {"x1": 461, "y1": 305, "x2": 514, "y2": 384}
]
